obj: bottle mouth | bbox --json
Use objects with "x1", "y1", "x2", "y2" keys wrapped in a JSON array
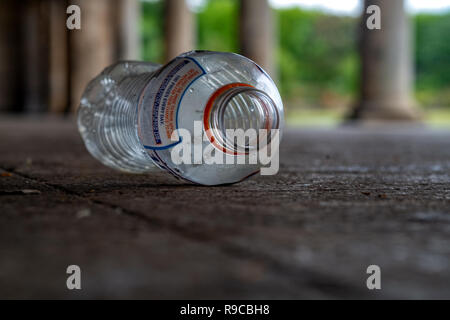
[{"x1": 203, "y1": 83, "x2": 280, "y2": 155}]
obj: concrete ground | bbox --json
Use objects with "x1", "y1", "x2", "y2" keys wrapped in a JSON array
[{"x1": 0, "y1": 117, "x2": 449, "y2": 299}]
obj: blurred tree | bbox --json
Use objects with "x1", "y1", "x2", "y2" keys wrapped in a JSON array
[
  {"x1": 277, "y1": 8, "x2": 358, "y2": 105},
  {"x1": 414, "y1": 12, "x2": 450, "y2": 108},
  {"x1": 140, "y1": 1, "x2": 450, "y2": 110},
  {"x1": 197, "y1": 0, "x2": 239, "y2": 52},
  {"x1": 415, "y1": 13, "x2": 450, "y2": 91},
  {"x1": 141, "y1": 0, "x2": 165, "y2": 63}
]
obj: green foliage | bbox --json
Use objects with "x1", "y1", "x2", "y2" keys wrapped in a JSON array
[
  {"x1": 140, "y1": 0, "x2": 164, "y2": 63},
  {"x1": 414, "y1": 12, "x2": 450, "y2": 108},
  {"x1": 415, "y1": 12, "x2": 450, "y2": 90},
  {"x1": 277, "y1": 8, "x2": 359, "y2": 101},
  {"x1": 196, "y1": 0, "x2": 239, "y2": 52},
  {"x1": 415, "y1": 13, "x2": 450, "y2": 88},
  {"x1": 140, "y1": 1, "x2": 450, "y2": 108}
]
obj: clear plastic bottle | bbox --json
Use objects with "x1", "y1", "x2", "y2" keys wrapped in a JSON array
[{"x1": 77, "y1": 51, "x2": 284, "y2": 185}]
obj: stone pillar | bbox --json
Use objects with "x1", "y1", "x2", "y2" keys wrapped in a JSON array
[
  {"x1": 49, "y1": 0, "x2": 69, "y2": 113},
  {"x1": 114, "y1": 0, "x2": 141, "y2": 60},
  {"x1": 164, "y1": 0, "x2": 194, "y2": 62},
  {"x1": 69, "y1": 0, "x2": 116, "y2": 112},
  {"x1": 0, "y1": 0, "x2": 23, "y2": 112},
  {"x1": 239, "y1": 0, "x2": 275, "y2": 78},
  {"x1": 351, "y1": 0, "x2": 419, "y2": 121},
  {"x1": 22, "y1": 0, "x2": 50, "y2": 113}
]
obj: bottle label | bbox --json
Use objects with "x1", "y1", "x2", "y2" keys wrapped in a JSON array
[
  {"x1": 138, "y1": 57, "x2": 205, "y2": 151},
  {"x1": 137, "y1": 57, "x2": 205, "y2": 180}
]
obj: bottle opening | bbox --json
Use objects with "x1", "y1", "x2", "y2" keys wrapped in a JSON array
[{"x1": 204, "y1": 83, "x2": 279, "y2": 155}]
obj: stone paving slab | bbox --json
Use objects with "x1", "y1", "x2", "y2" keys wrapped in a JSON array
[{"x1": 0, "y1": 117, "x2": 449, "y2": 299}]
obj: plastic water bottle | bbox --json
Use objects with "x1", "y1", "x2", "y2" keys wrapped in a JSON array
[{"x1": 77, "y1": 51, "x2": 284, "y2": 185}]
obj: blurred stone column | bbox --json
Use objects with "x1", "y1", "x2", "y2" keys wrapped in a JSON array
[
  {"x1": 22, "y1": 0, "x2": 50, "y2": 113},
  {"x1": 0, "y1": 0, "x2": 22, "y2": 112},
  {"x1": 164, "y1": 0, "x2": 194, "y2": 62},
  {"x1": 114, "y1": 0, "x2": 141, "y2": 60},
  {"x1": 239, "y1": 0, "x2": 275, "y2": 78},
  {"x1": 49, "y1": 0, "x2": 69, "y2": 113},
  {"x1": 352, "y1": 0, "x2": 419, "y2": 121},
  {"x1": 69, "y1": 0, "x2": 115, "y2": 112}
]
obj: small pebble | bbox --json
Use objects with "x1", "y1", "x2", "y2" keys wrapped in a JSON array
[
  {"x1": 76, "y1": 208, "x2": 91, "y2": 219},
  {"x1": 21, "y1": 189, "x2": 41, "y2": 195}
]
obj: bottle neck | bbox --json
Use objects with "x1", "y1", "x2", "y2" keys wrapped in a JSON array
[{"x1": 204, "y1": 84, "x2": 280, "y2": 155}]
